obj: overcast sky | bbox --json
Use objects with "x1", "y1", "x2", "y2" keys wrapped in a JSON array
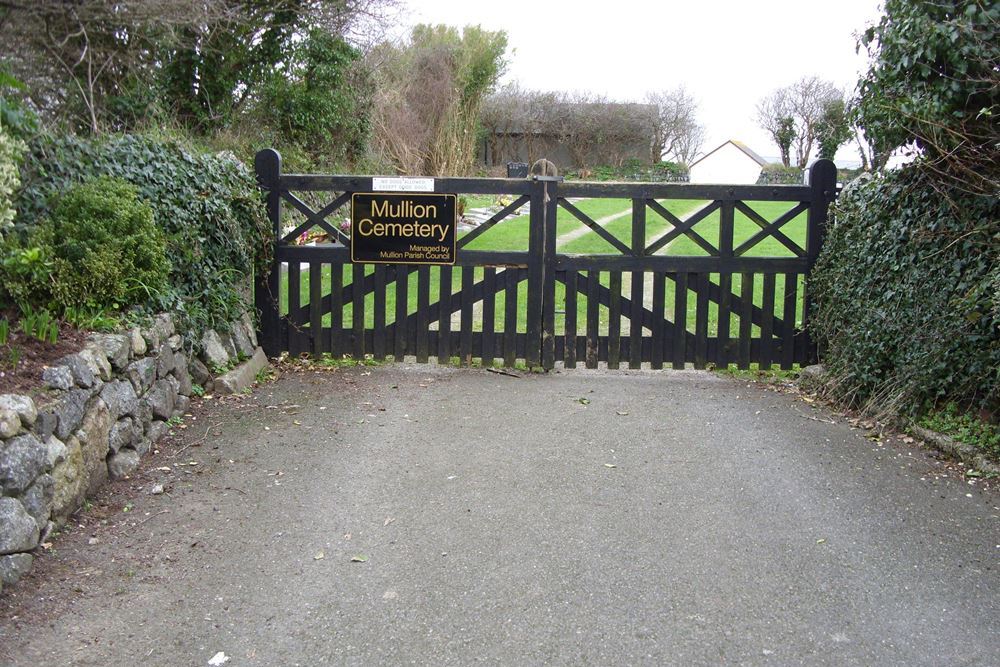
[{"x1": 397, "y1": 0, "x2": 885, "y2": 165}]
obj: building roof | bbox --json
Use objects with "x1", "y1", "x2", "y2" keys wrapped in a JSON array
[{"x1": 690, "y1": 140, "x2": 769, "y2": 169}]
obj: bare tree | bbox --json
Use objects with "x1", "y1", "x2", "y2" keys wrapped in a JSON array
[
  {"x1": 757, "y1": 76, "x2": 842, "y2": 167},
  {"x1": 645, "y1": 87, "x2": 703, "y2": 164}
]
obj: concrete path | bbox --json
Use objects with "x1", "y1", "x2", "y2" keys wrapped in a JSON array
[{"x1": 1, "y1": 366, "x2": 997, "y2": 666}]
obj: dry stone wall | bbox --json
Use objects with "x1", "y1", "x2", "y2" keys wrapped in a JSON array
[{"x1": 0, "y1": 313, "x2": 261, "y2": 592}]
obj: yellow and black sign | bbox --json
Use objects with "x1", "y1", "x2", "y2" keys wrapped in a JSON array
[{"x1": 351, "y1": 193, "x2": 456, "y2": 265}]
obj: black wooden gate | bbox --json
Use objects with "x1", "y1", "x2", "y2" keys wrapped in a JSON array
[{"x1": 254, "y1": 149, "x2": 837, "y2": 371}]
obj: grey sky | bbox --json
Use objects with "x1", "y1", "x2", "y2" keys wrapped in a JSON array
[{"x1": 399, "y1": 0, "x2": 884, "y2": 165}]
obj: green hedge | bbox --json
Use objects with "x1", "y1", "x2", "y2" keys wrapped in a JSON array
[
  {"x1": 809, "y1": 165, "x2": 999, "y2": 416},
  {"x1": 11, "y1": 133, "x2": 270, "y2": 334}
]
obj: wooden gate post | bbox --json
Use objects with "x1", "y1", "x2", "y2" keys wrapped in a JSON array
[
  {"x1": 526, "y1": 160, "x2": 561, "y2": 370},
  {"x1": 803, "y1": 158, "x2": 838, "y2": 361},
  {"x1": 254, "y1": 149, "x2": 283, "y2": 358}
]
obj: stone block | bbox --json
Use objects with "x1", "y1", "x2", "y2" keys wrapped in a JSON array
[
  {"x1": 189, "y1": 358, "x2": 212, "y2": 387},
  {"x1": 0, "y1": 395, "x2": 37, "y2": 427},
  {"x1": 125, "y1": 357, "x2": 157, "y2": 395},
  {"x1": 0, "y1": 434, "x2": 48, "y2": 494},
  {"x1": 230, "y1": 320, "x2": 255, "y2": 358},
  {"x1": 79, "y1": 346, "x2": 112, "y2": 381},
  {"x1": 0, "y1": 408, "x2": 20, "y2": 439},
  {"x1": 0, "y1": 497, "x2": 39, "y2": 555},
  {"x1": 215, "y1": 347, "x2": 269, "y2": 395},
  {"x1": 173, "y1": 351, "x2": 192, "y2": 396},
  {"x1": 0, "y1": 553, "x2": 34, "y2": 585},
  {"x1": 108, "y1": 417, "x2": 139, "y2": 453},
  {"x1": 128, "y1": 327, "x2": 147, "y2": 357},
  {"x1": 42, "y1": 365, "x2": 74, "y2": 391},
  {"x1": 44, "y1": 435, "x2": 68, "y2": 468},
  {"x1": 156, "y1": 343, "x2": 175, "y2": 379},
  {"x1": 76, "y1": 398, "x2": 112, "y2": 496},
  {"x1": 107, "y1": 448, "x2": 140, "y2": 480},
  {"x1": 50, "y1": 436, "x2": 85, "y2": 522},
  {"x1": 21, "y1": 473, "x2": 53, "y2": 526},
  {"x1": 200, "y1": 330, "x2": 231, "y2": 370},
  {"x1": 87, "y1": 333, "x2": 131, "y2": 370},
  {"x1": 100, "y1": 380, "x2": 139, "y2": 421},
  {"x1": 55, "y1": 354, "x2": 96, "y2": 388},
  {"x1": 146, "y1": 420, "x2": 169, "y2": 444},
  {"x1": 145, "y1": 380, "x2": 175, "y2": 421},
  {"x1": 53, "y1": 389, "x2": 92, "y2": 440}
]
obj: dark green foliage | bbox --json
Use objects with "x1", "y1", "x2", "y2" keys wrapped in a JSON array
[
  {"x1": 920, "y1": 403, "x2": 1000, "y2": 460},
  {"x1": 43, "y1": 177, "x2": 169, "y2": 311},
  {"x1": 775, "y1": 117, "x2": 796, "y2": 168},
  {"x1": 810, "y1": 167, "x2": 999, "y2": 416},
  {"x1": 12, "y1": 134, "x2": 270, "y2": 334},
  {"x1": 815, "y1": 99, "x2": 851, "y2": 160},
  {"x1": 756, "y1": 164, "x2": 802, "y2": 185},
  {"x1": 854, "y1": 0, "x2": 998, "y2": 192},
  {"x1": 564, "y1": 161, "x2": 688, "y2": 182},
  {"x1": 256, "y1": 30, "x2": 371, "y2": 165}
]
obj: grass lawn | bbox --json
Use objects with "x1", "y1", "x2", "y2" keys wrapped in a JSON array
[{"x1": 280, "y1": 198, "x2": 810, "y2": 342}]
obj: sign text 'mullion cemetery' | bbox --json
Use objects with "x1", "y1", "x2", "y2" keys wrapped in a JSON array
[{"x1": 351, "y1": 192, "x2": 456, "y2": 265}]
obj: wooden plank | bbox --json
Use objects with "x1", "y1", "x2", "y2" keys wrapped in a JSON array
[
  {"x1": 608, "y1": 272, "x2": 622, "y2": 369},
  {"x1": 352, "y1": 264, "x2": 365, "y2": 359},
  {"x1": 781, "y1": 273, "x2": 797, "y2": 370},
  {"x1": 672, "y1": 273, "x2": 688, "y2": 369},
  {"x1": 760, "y1": 273, "x2": 776, "y2": 370},
  {"x1": 564, "y1": 272, "x2": 578, "y2": 369},
  {"x1": 504, "y1": 268, "x2": 518, "y2": 367},
  {"x1": 309, "y1": 262, "x2": 322, "y2": 356},
  {"x1": 329, "y1": 263, "x2": 343, "y2": 356},
  {"x1": 558, "y1": 181, "x2": 812, "y2": 201},
  {"x1": 717, "y1": 273, "x2": 732, "y2": 368},
  {"x1": 738, "y1": 272, "x2": 753, "y2": 370},
  {"x1": 372, "y1": 265, "x2": 387, "y2": 360},
  {"x1": 553, "y1": 255, "x2": 809, "y2": 274},
  {"x1": 288, "y1": 262, "x2": 302, "y2": 357},
  {"x1": 394, "y1": 265, "x2": 408, "y2": 361},
  {"x1": 694, "y1": 273, "x2": 709, "y2": 369},
  {"x1": 416, "y1": 266, "x2": 431, "y2": 363},
  {"x1": 629, "y1": 269, "x2": 644, "y2": 369},
  {"x1": 586, "y1": 270, "x2": 600, "y2": 369},
  {"x1": 438, "y1": 266, "x2": 453, "y2": 364},
  {"x1": 460, "y1": 267, "x2": 474, "y2": 366},
  {"x1": 542, "y1": 183, "x2": 559, "y2": 370},
  {"x1": 651, "y1": 271, "x2": 665, "y2": 369},
  {"x1": 279, "y1": 174, "x2": 535, "y2": 195},
  {"x1": 482, "y1": 267, "x2": 496, "y2": 365}
]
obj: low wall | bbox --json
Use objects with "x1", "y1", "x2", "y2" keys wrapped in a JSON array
[{"x1": 0, "y1": 312, "x2": 260, "y2": 591}]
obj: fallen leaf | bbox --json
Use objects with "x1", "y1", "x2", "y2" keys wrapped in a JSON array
[
  {"x1": 350, "y1": 554, "x2": 369, "y2": 563},
  {"x1": 208, "y1": 652, "x2": 230, "y2": 666},
  {"x1": 314, "y1": 551, "x2": 325, "y2": 560},
  {"x1": 603, "y1": 463, "x2": 617, "y2": 468},
  {"x1": 578, "y1": 398, "x2": 591, "y2": 405},
  {"x1": 816, "y1": 538, "x2": 826, "y2": 544},
  {"x1": 293, "y1": 420, "x2": 302, "y2": 426},
  {"x1": 615, "y1": 410, "x2": 629, "y2": 416},
  {"x1": 384, "y1": 517, "x2": 395, "y2": 526}
]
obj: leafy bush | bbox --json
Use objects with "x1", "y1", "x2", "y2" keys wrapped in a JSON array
[
  {"x1": 44, "y1": 177, "x2": 170, "y2": 310},
  {"x1": 0, "y1": 125, "x2": 25, "y2": 233},
  {"x1": 809, "y1": 166, "x2": 999, "y2": 417},
  {"x1": 920, "y1": 403, "x2": 1000, "y2": 460},
  {"x1": 12, "y1": 133, "x2": 270, "y2": 334},
  {"x1": 756, "y1": 163, "x2": 802, "y2": 185}
]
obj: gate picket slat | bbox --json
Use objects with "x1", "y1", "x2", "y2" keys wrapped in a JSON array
[
  {"x1": 288, "y1": 262, "x2": 303, "y2": 357},
  {"x1": 781, "y1": 272, "x2": 797, "y2": 370},
  {"x1": 608, "y1": 272, "x2": 622, "y2": 369},
  {"x1": 309, "y1": 262, "x2": 323, "y2": 355},
  {"x1": 352, "y1": 264, "x2": 365, "y2": 359},
  {"x1": 482, "y1": 268, "x2": 496, "y2": 365},
  {"x1": 504, "y1": 269, "x2": 518, "y2": 367},
  {"x1": 564, "y1": 272, "x2": 578, "y2": 368},
  {"x1": 329, "y1": 263, "x2": 343, "y2": 356},
  {"x1": 629, "y1": 270, "x2": 643, "y2": 369},
  {"x1": 761, "y1": 273, "x2": 776, "y2": 370},
  {"x1": 651, "y1": 272, "x2": 665, "y2": 369},
  {"x1": 586, "y1": 270, "x2": 600, "y2": 369},
  {"x1": 717, "y1": 273, "x2": 732, "y2": 368},
  {"x1": 395, "y1": 265, "x2": 408, "y2": 361},
  {"x1": 437, "y1": 266, "x2": 453, "y2": 364},
  {"x1": 672, "y1": 272, "x2": 688, "y2": 369},
  {"x1": 416, "y1": 266, "x2": 431, "y2": 363},
  {"x1": 739, "y1": 272, "x2": 753, "y2": 369},
  {"x1": 460, "y1": 267, "x2": 474, "y2": 366},
  {"x1": 373, "y1": 265, "x2": 387, "y2": 360},
  {"x1": 694, "y1": 272, "x2": 709, "y2": 369}
]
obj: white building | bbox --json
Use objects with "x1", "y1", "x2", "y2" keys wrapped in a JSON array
[{"x1": 688, "y1": 140, "x2": 768, "y2": 184}]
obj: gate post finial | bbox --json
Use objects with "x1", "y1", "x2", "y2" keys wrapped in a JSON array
[{"x1": 255, "y1": 148, "x2": 282, "y2": 189}]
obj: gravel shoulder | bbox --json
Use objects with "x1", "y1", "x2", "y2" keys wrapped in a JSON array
[{"x1": 1, "y1": 364, "x2": 997, "y2": 666}]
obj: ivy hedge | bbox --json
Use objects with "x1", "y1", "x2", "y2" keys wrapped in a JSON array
[
  {"x1": 809, "y1": 165, "x2": 999, "y2": 417},
  {"x1": 9, "y1": 134, "x2": 270, "y2": 335}
]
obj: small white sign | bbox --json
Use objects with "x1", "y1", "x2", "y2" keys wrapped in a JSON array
[{"x1": 372, "y1": 177, "x2": 435, "y2": 192}]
